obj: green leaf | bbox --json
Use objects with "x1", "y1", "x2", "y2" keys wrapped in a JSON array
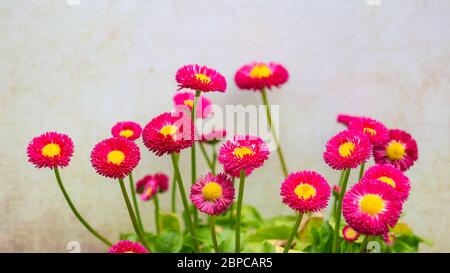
[
  {"x1": 245, "y1": 225, "x2": 291, "y2": 243},
  {"x1": 240, "y1": 205, "x2": 263, "y2": 228},
  {"x1": 160, "y1": 213, "x2": 181, "y2": 232},
  {"x1": 298, "y1": 216, "x2": 323, "y2": 242},
  {"x1": 154, "y1": 230, "x2": 183, "y2": 253}
]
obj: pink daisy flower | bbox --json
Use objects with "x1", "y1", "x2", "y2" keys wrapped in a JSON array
[
  {"x1": 342, "y1": 180, "x2": 403, "y2": 235},
  {"x1": 235, "y1": 62, "x2": 289, "y2": 91},
  {"x1": 142, "y1": 112, "x2": 194, "y2": 156},
  {"x1": 199, "y1": 128, "x2": 227, "y2": 145},
  {"x1": 336, "y1": 114, "x2": 363, "y2": 127},
  {"x1": 362, "y1": 164, "x2": 410, "y2": 202},
  {"x1": 218, "y1": 135, "x2": 270, "y2": 177},
  {"x1": 348, "y1": 117, "x2": 389, "y2": 145},
  {"x1": 111, "y1": 121, "x2": 142, "y2": 141},
  {"x1": 108, "y1": 240, "x2": 149, "y2": 253},
  {"x1": 373, "y1": 129, "x2": 418, "y2": 171},
  {"x1": 27, "y1": 132, "x2": 74, "y2": 169},
  {"x1": 280, "y1": 171, "x2": 331, "y2": 213},
  {"x1": 323, "y1": 130, "x2": 372, "y2": 170},
  {"x1": 154, "y1": 172, "x2": 169, "y2": 193},
  {"x1": 173, "y1": 91, "x2": 212, "y2": 119},
  {"x1": 343, "y1": 225, "x2": 360, "y2": 242},
  {"x1": 190, "y1": 172, "x2": 235, "y2": 215},
  {"x1": 90, "y1": 137, "x2": 140, "y2": 179},
  {"x1": 175, "y1": 64, "x2": 227, "y2": 93},
  {"x1": 136, "y1": 175, "x2": 158, "y2": 201}
]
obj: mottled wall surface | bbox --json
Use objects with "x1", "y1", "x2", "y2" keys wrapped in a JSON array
[{"x1": 0, "y1": 0, "x2": 449, "y2": 252}]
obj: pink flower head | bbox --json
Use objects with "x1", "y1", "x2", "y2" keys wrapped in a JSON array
[
  {"x1": 27, "y1": 132, "x2": 74, "y2": 169},
  {"x1": 348, "y1": 117, "x2": 389, "y2": 145},
  {"x1": 280, "y1": 171, "x2": 331, "y2": 213},
  {"x1": 173, "y1": 91, "x2": 212, "y2": 119},
  {"x1": 382, "y1": 232, "x2": 396, "y2": 246},
  {"x1": 235, "y1": 62, "x2": 289, "y2": 91},
  {"x1": 154, "y1": 172, "x2": 169, "y2": 193},
  {"x1": 323, "y1": 130, "x2": 372, "y2": 170},
  {"x1": 108, "y1": 240, "x2": 149, "y2": 253},
  {"x1": 200, "y1": 128, "x2": 227, "y2": 145},
  {"x1": 343, "y1": 180, "x2": 403, "y2": 235},
  {"x1": 332, "y1": 185, "x2": 341, "y2": 197},
  {"x1": 190, "y1": 172, "x2": 235, "y2": 215},
  {"x1": 373, "y1": 129, "x2": 418, "y2": 171},
  {"x1": 136, "y1": 175, "x2": 158, "y2": 201},
  {"x1": 218, "y1": 135, "x2": 270, "y2": 177},
  {"x1": 90, "y1": 137, "x2": 140, "y2": 179},
  {"x1": 175, "y1": 64, "x2": 227, "y2": 93},
  {"x1": 343, "y1": 225, "x2": 360, "y2": 242},
  {"x1": 111, "y1": 121, "x2": 142, "y2": 141},
  {"x1": 362, "y1": 164, "x2": 410, "y2": 202},
  {"x1": 142, "y1": 112, "x2": 194, "y2": 156},
  {"x1": 336, "y1": 114, "x2": 363, "y2": 127}
]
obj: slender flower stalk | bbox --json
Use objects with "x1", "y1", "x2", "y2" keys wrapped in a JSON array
[
  {"x1": 210, "y1": 216, "x2": 220, "y2": 253},
  {"x1": 331, "y1": 170, "x2": 345, "y2": 219},
  {"x1": 171, "y1": 153, "x2": 179, "y2": 213},
  {"x1": 171, "y1": 153, "x2": 199, "y2": 251},
  {"x1": 118, "y1": 178, "x2": 149, "y2": 250},
  {"x1": 211, "y1": 144, "x2": 218, "y2": 174},
  {"x1": 283, "y1": 213, "x2": 304, "y2": 253},
  {"x1": 128, "y1": 172, "x2": 144, "y2": 233},
  {"x1": 360, "y1": 235, "x2": 371, "y2": 253},
  {"x1": 199, "y1": 142, "x2": 215, "y2": 174},
  {"x1": 53, "y1": 167, "x2": 112, "y2": 247},
  {"x1": 358, "y1": 162, "x2": 366, "y2": 181},
  {"x1": 235, "y1": 169, "x2": 246, "y2": 253},
  {"x1": 332, "y1": 168, "x2": 351, "y2": 253},
  {"x1": 261, "y1": 87, "x2": 288, "y2": 177},
  {"x1": 153, "y1": 194, "x2": 161, "y2": 234},
  {"x1": 191, "y1": 90, "x2": 201, "y2": 227}
]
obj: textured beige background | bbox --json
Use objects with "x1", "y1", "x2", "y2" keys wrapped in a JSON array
[{"x1": 0, "y1": 0, "x2": 449, "y2": 252}]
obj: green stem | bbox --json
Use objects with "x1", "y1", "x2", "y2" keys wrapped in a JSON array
[
  {"x1": 360, "y1": 235, "x2": 370, "y2": 253},
  {"x1": 228, "y1": 177, "x2": 236, "y2": 224},
  {"x1": 171, "y1": 153, "x2": 179, "y2": 214},
  {"x1": 53, "y1": 167, "x2": 112, "y2": 247},
  {"x1": 211, "y1": 144, "x2": 217, "y2": 174},
  {"x1": 283, "y1": 212, "x2": 304, "y2": 253},
  {"x1": 129, "y1": 173, "x2": 144, "y2": 233},
  {"x1": 210, "y1": 215, "x2": 220, "y2": 253},
  {"x1": 235, "y1": 169, "x2": 246, "y2": 253},
  {"x1": 332, "y1": 168, "x2": 351, "y2": 253},
  {"x1": 199, "y1": 142, "x2": 215, "y2": 174},
  {"x1": 261, "y1": 87, "x2": 288, "y2": 177},
  {"x1": 331, "y1": 170, "x2": 345, "y2": 220},
  {"x1": 191, "y1": 90, "x2": 201, "y2": 227},
  {"x1": 358, "y1": 162, "x2": 366, "y2": 181},
  {"x1": 118, "y1": 178, "x2": 149, "y2": 250},
  {"x1": 153, "y1": 194, "x2": 161, "y2": 235},
  {"x1": 171, "y1": 153, "x2": 199, "y2": 251}
]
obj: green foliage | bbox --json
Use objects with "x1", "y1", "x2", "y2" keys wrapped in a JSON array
[{"x1": 119, "y1": 205, "x2": 430, "y2": 253}]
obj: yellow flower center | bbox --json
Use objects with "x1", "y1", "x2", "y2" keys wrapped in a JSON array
[
  {"x1": 386, "y1": 141, "x2": 406, "y2": 160},
  {"x1": 160, "y1": 125, "x2": 177, "y2": 137},
  {"x1": 294, "y1": 183, "x2": 317, "y2": 200},
  {"x1": 119, "y1": 129, "x2": 134, "y2": 138},
  {"x1": 107, "y1": 150, "x2": 125, "y2": 165},
  {"x1": 363, "y1": 127, "x2": 377, "y2": 136},
  {"x1": 249, "y1": 64, "x2": 272, "y2": 79},
  {"x1": 41, "y1": 143, "x2": 61, "y2": 158},
  {"x1": 202, "y1": 182, "x2": 223, "y2": 201},
  {"x1": 144, "y1": 187, "x2": 153, "y2": 197},
  {"x1": 377, "y1": 176, "x2": 396, "y2": 188},
  {"x1": 183, "y1": 99, "x2": 194, "y2": 107},
  {"x1": 338, "y1": 142, "x2": 355, "y2": 157},
  {"x1": 345, "y1": 227, "x2": 357, "y2": 238},
  {"x1": 233, "y1": 146, "x2": 254, "y2": 158},
  {"x1": 360, "y1": 194, "x2": 385, "y2": 216},
  {"x1": 195, "y1": 73, "x2": 211, "y2": 84}
]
